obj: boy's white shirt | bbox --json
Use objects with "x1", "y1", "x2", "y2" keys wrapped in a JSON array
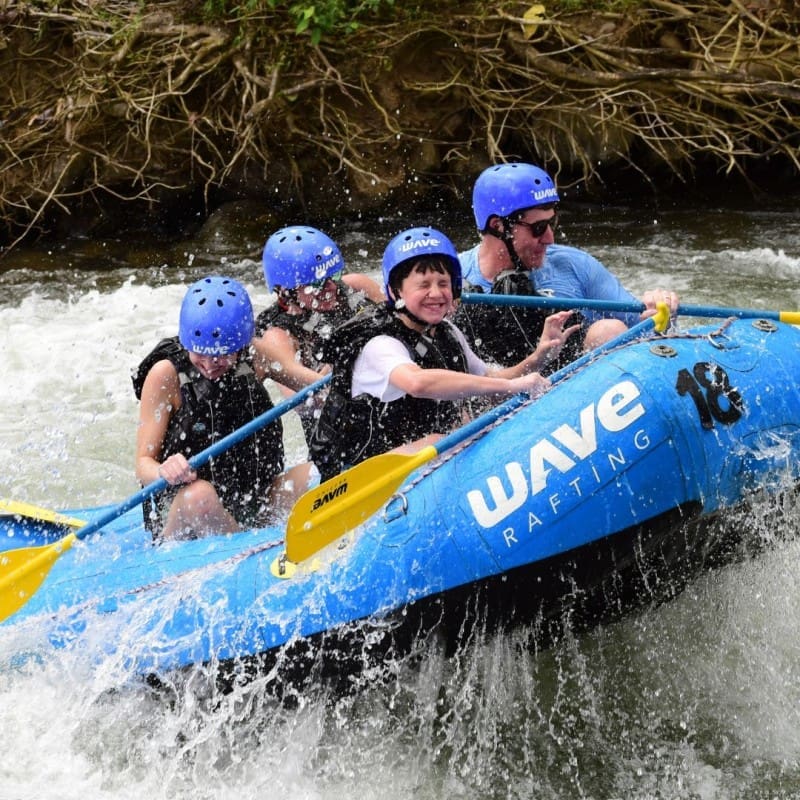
[{"x1": 351, "y1": 321, "x2": 488, "y2": 402}]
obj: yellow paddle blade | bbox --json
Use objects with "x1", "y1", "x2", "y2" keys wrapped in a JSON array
[
  {"x1": 0, "y1": 533, "x2": 76, "y2": 622},
  {"x1": 0, "y1": 498, "x2": 86, "y2": 530},
  {"x1": 285, "y1": 445, "x2": 438, "y2": 563}
]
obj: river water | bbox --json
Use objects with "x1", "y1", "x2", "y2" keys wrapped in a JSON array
[{"x1": 2, "y1": 196, "x2": 800, "y2": 798}]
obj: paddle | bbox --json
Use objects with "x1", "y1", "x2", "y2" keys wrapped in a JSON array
[
  {"x1": 461, "y1": 292, "x2": 800, "y2": 324},
  {"x1": 284, "y1": 305, "x2": 670, "y2": 563},
  {"x1": 0, "y1": 498, "x2": 86, "y2": 530},
  {"x1": 0, "y1": 374, "x2": 331, "y2": 623}
]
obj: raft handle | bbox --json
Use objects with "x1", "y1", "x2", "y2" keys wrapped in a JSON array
[{"x1": 383, "y1": 493, "x2": 409, "y2": 523}]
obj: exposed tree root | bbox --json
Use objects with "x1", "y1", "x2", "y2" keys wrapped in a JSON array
[{"x1": 1, "y1": 0, "x2": 798, "y2": 250}]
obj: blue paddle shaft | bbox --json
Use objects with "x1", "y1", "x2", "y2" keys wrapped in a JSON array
[
  {"x1": 461, "y1": 292, "x2": 781, "y2": 321},
  {"x1": 73, "y1": 374, "x2": 331, "y2": 542}
]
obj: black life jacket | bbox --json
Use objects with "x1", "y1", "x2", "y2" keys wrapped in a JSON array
[
  {"x1": 454, "y1": 270, "x2": 584, "y2": 373},
  {"x1": 308, "y1": 306, "x2": 468, "y2": 482},
  {"x1": 255, "y1": 282, "x2": 377, "y2": 446},
  {"x1": 132, "y1": 337, "x2": 285, "y2": 534},
  {"x1": 254, "y1": 282, "x2": 375, "y2": 373}
]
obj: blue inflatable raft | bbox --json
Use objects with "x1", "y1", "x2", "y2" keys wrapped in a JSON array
[{"x1": 2, "y1": 317, "x2": 800, "y2": 686}]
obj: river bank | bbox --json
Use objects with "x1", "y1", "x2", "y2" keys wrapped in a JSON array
[{"x1": 1, "y1": 0, "x2": 798, "y2": 252}]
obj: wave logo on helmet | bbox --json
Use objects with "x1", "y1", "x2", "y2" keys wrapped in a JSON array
[
  {"x1": 399, "y1": 235, "x2": 443, "y2": 254},
  {"x1": 190, "y1": 341, "x2": 236, "y2": 356},
  {"x1": 179, "y1": 276, "x2": 255, "y2": 358},
  {"x1": 533, "y1": 186, "x2": 559, "y2": 202},
  {"x1": 315, "y1": 246, "x2": 342, "y2": 281}
]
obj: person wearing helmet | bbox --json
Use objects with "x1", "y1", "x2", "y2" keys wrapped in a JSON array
[
  {"x1": 133, "y1": 276, "x2": 285, "y2": 540},
  {"x1": 307, "y1": 226, "x2": 579, "y2": 482},
  {"x1": 254, "y1": 225, "x2": 384, "y2": 445},
  {"x1": 455, "y1": 162, "x2": 679, "y2": 360}
]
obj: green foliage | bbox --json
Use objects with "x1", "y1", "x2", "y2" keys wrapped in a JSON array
[
  {"x1": 293, "y1": 0, "x2": 394, "y2": 44},
  {"x1": 201, "y1": 0, "x2": 395, "y2": 44}
]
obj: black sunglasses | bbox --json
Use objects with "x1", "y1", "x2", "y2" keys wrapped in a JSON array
[{"x1": 513, "y1": 212, "x2": 559, "y2": 238}]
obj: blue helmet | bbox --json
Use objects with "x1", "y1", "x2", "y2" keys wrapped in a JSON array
[
  {"x1": 179, "y1": 276, "x2": 254, "y2": 356},
  {"x1": 262, "y1": 226, "x2": 344, "y2": 292},
  {"x1": 381, "y1": 227, "x2": 461, "y2": 307},
  {"x1": 472, "y1": 163, "x2": 560, "y2": 231}
]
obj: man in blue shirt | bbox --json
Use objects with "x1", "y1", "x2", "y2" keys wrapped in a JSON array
[{"x1": 455, "y1": 163, "x2": 678, "y2": 365}]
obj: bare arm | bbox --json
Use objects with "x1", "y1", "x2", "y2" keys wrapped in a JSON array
[
  {"x1": 252, "y1": 326, "x2": 329, "y2": 390},
  {"x1": 343, "y1": 272, "x2": 386, "y2": 303},
  {"x1": 135, "y1": 360, "x2": 194, "y2": 486},
  {"x1": 389, "y1": 362, "x2": 549, "y2": 402}
]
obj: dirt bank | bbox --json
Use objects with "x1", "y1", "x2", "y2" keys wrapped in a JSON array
[{"x1": 1, "y1": 0, "x2": 798, "y2": 251}]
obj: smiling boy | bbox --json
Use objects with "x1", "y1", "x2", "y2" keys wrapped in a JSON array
[{"x1": 307, "y1": 226, "x2": 579, "y2": 482}]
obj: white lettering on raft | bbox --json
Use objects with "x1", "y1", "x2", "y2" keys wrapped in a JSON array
[{"x1": 466, "y1": 380, "x2": 646, "y2": 529}]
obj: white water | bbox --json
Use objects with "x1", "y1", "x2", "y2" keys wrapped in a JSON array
[{"x1": 3, "y1": 205, "x2": 800, "y2": 798}]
